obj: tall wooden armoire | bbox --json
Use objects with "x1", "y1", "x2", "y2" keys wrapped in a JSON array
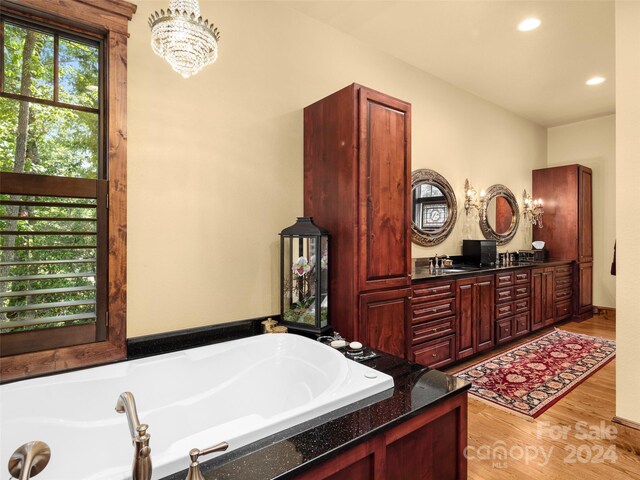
[
  {"x1": 304, "y1": 84, "x2": 411, "y2": 358},
  {"x1": 532, "y1": 164, "x2": 593, "y2": 318}
]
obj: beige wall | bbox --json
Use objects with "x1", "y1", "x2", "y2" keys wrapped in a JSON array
[
  {"x1": 547, "y1": 115, "x2": 616, "y2": 308},
  {"x1": 127, "y1": 1, "x2": 547, "y2": 337},
  {"x1": 615, "y1": 0, "x2": 640, "y2": 425}
]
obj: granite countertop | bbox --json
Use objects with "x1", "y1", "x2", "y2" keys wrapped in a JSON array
[
  {"x1": 161, "y1": 353, "x2": 470, "y2": 480},
  {"x1": 412, "y1": 259, "x2": 574, "y2": 281}
]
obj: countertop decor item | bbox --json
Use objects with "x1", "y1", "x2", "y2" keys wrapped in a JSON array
[
  {"x1": 261, "y1": 318, "x2": 277, "y2": 333},
  {"x1": 455, "y1": 329, "x2": 616, "y2": 418},
  {"x1": 532, "y1": 240, "x2": 545, "y2": 249},
  {"x1": 280, "y1": 217, "x2": 331, "y2": 335},
  {"x1": 149, "y1": 0, "x2": 221, "y2": 78}
]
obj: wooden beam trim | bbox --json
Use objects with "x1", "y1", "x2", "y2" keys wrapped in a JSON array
[{"x1": 1, "y1": 0, "x2": 136, "y2": 35}]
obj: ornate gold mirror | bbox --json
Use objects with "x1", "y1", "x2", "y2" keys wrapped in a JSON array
[
  {"x1": 411, "y1": 169, "x2": 457, "y2": 247},
  {"x1": 479, "y1": 184, "x2": 520, "y2": 245}
]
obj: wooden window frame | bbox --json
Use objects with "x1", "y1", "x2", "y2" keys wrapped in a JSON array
[{"x1": 0, "y1": 0, "x2": 136, "y2": 382}]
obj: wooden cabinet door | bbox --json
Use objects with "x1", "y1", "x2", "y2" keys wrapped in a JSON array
[
  {"x1": 456, "y1": 278, "x2": 475, "y2": 359},
  {"x1": 358, "y1": 87, "x2": 411, "y2": 292},
  {"x1": 542, "y1": 269, "x2": 555, "y2": 326},
  {"x1": 475, "y1": 275, "x2": 495, "y2": 353},
  {"x1": 385, "y1": 409, "x2": 460, "y2": 480},
  {"x1": 531, "y1": 269, "x2": 544, "y2": 331},
  {"x1": 579, "y1": 166, "x2": 593, "y2": 263},
  {"x1": 360, "y1": 288, "x2": 411, "y2": 359},
  {"x1": 577, "y1": 262, "x2": 593, "y2": 314}
]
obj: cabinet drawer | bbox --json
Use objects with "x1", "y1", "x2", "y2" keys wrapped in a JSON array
[
  {"x1": 495, "y1": 272, "x2": 514, "y2": 287},
  {"x1": 555, "y1": 300, "x2": 572, "y2": 321},
  {"x1": 514, "y1": 312, "x2": 530, "y2": 336},
  {"x1": 555, "y1": 287, "x2": 572, "y2": 302},
  {"x1": 412, "y1": 298, "x2": 455, "y2": 323},
  {"x1": 555, "y1": 264, "x2": 572, "y2": 277},
  {"x1": 412, "y1": 280, "x2": 455, "y2": 303},
  {"x1": 514, "y1": 284, "x2": 530, "y2": 299},
  {"x1": 412, "y1": 316, "x2": 455, "y2": 344},
  {"x1": 514, "y1": 270, "x2": 531, "y2": 284},
  {"x1": 496, "y1": 318, "x2": 513, "y2": 344},
  {"x1": 514, "y1": 297, "x2": 530, "y2": 313},
  {"x1": 413, "y1": 334, "x2": 456, "y2": 369},
  {"x1": 555, "y1": 275, "x2": 572, "y2": 290},
  {"x1": 496, "y1": 302, "x2": 514, "y2": 319},
  {"x1": 495, "y1": 286, "x2": 514, "y2": 304}
]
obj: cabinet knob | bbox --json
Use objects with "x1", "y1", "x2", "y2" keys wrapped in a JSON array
[{"x1": 432, "y1": 353, "x2": 437, "y2": 357}]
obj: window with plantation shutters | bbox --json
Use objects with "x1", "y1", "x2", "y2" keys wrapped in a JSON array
[
  {"x1": 0, "y1": 175, "x2": 108, "y2": 355},
  {"x1": 0, "y1": 17, "x2": 108, "y2": 357}
]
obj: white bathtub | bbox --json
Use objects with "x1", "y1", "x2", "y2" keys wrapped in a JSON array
[{"x1": 0, "y1": 334, "x2": 393, "y2": 479}]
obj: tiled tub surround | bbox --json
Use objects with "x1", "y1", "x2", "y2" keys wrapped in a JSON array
[{"x1": 0, "y1": 334, "x2": 397, "y2": 480}]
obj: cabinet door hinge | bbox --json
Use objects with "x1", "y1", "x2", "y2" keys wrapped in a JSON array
[
  {"x1": 105, "y1": 311, "x2": 109, "y2": 327},
  {"x1": 106, "y1": 193, "x2": 110, "y2": 209}
]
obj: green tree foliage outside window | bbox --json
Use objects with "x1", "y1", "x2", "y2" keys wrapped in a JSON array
[{"x1": 1, "y1": 19, "x2": 103, "y2": 336}]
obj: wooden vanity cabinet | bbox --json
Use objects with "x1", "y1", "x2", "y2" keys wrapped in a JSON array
[
  {"x1": 531, "y1": 263, "x2": 573, "y2": 330},
  {"x1": 304, "y1": 84, "x2": 411, "y2": 357},
  {"x1": 296, "y1": 391, "x2": 468, "y2": 480},
  {"x1": 360, "y1": 289, "x2": 411, "y2": 359},
  {"x1": 533, "y1": 165, "x2": 593, "y2": 318},
  {"x1": 456, "y1": 275, "x2": 494, "y2": 359},
  {"x1": 495, "y1": 268, "x2": 531, "y2": 344},
  {"x1": 531, "y1": 267, "x2": 554, "y2": 331},
  {"x1": 554, "y1": 264, "x2": 573, "y2": 322},
  {"x1": 411, "y1": 280, "x2": 456, "y2": 368}
]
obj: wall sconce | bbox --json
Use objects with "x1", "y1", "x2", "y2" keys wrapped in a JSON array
[
  {"x1": 464, "y1": 179, "x2": 484, "y2": 215},
  {"x1": 522, "y1": 190, "x2": 544, "y2": 227}
]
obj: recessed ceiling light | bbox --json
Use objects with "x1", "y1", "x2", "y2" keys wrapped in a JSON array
[
  {"x1": 586, "y1": 76, "x2": 606, "y2": 86},
  {"x1": 518, "y1": 18, "x2": 541, "y2": 32}
]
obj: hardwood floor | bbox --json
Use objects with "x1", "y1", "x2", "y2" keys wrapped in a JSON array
[{"x1": 445, "y1": 313, "x2": 640, "y2": 479}]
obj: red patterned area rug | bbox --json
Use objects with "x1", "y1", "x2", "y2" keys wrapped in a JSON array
[{"x1": 455, "y1": 330, "x2": 616, "y2": 418}]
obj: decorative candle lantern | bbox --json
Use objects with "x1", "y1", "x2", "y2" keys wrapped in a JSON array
[{"x1": 280, "y1": 217, "x2": 330, "y2": 335}]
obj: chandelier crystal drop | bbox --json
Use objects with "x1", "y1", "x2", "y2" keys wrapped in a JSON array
[{"x1": 148, "y1": 0, "x2": 221, "y2": 78}]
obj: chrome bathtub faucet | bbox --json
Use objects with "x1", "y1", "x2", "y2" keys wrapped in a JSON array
[{"x1": 115, "y1": 392, "x2": 152, "y2": 480}]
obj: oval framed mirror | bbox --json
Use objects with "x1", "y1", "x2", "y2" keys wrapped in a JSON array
[
  {"x1": 479, "y1": 184, "x2": 520, "y2": 245},
  {"x1": 411, "y1": 169, "x2": 457, "y2": 247}
]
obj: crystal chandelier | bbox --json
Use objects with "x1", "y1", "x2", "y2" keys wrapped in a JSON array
[{"x1": 148, "y1": 0, "x2": 221, "y2": 78}]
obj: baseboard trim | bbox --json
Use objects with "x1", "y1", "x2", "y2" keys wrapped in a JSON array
[
  {"x1": 612, "y1": 416, "x2": 640, "y2": 454},
  {"x1": 612, "y1": 416, "x2": 640, "y2": 431},
  {"x1": 594, "y1": 305, "x2": 616, "y2": 312}
]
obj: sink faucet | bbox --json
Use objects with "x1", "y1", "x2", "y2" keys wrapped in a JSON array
[
  {"x1": 7, "y1": 441, "x2": 50, "y2": 480},
  {"x1": 116, "y1": 392, "x2": 152, "y2": 480},
  {"x1": 433, "y1": 254, "x2": 449, "y2": 269}
]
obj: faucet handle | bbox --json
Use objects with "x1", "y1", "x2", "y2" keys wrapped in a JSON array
[
  {"x1": 136, "y1": 424, "x2": 149, "y2": 438},
  {"x1": 186, "y1": 442, "x2": 229, "y2": 480},
  {"x1": 8, "y1": 441, "x2": 51, "y2": 479},
  {"x1": 189, "y1": 442, "x2": 229, "y2": 462}
]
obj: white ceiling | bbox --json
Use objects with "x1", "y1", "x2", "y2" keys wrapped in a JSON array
[{"x1": 282, "y1": 0, "x2": 615, "y2": 127}]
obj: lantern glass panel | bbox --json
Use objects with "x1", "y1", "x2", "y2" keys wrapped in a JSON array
[
  {"x1": 283, "y1": 237, "x2": 317, "y2": 326},
  {"x1": 319, "y1": 236, "x2": 328, "y2": 327}
]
